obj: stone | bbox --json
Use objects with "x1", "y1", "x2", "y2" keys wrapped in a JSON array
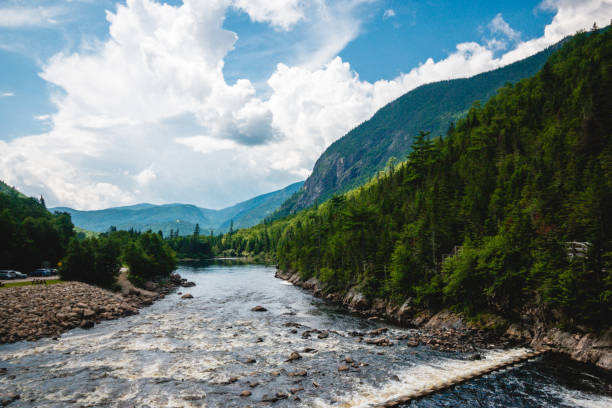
[
  {"x1": 181, "y1": 293, "x2": 193, "y2": 299},
  {"x1": 239, "y1": 390, "x2": 251, "y2": 397},
  {"x1": 251, "y1": 306, "x2": 267, "y2": 312},
  {"x1": 79, "y1": 320, "x2": 94, "y2": 330},
  {"x1": 286, "y1": 351, "x2": 302, "y2": 362},
  {"x1": 338, "y1": 365, "x2": 349, "y2": 372},
  {"x1": 288, "y1": 369, "x2": 307, "y2": 377}
]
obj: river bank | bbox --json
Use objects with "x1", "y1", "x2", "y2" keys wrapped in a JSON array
[
  {"x1": 0, "y1": 272, "x2": 194, "y2": 344},
  {"x1": 275, "y1": 269, "x2": 612, "y2": 371}
]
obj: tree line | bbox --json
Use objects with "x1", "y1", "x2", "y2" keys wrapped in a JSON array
[{"x1": 212, "y1": 28, "x2": 612, "y2": 330}]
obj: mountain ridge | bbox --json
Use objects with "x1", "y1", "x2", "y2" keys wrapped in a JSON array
[
  {"x1": 273, "y1": 39, "x2": 566, "y2": 218},
  {"x1": 51, "y1": 181, "x2": 303, "y2": 236}
]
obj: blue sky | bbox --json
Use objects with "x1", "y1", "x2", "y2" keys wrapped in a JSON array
[{"x1": 0, "y1": 0, "x2": 609, "y2": 209}]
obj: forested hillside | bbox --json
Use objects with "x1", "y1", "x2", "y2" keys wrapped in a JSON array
[
  {"x1": 274, "y1": 40, "x2": 563, "y2": 218},
  {"x1": 0, "y1": 181, "x2": 74, "y2": 271},
  {"x1": 222, "y1": 28, "x2": 612, "y2": 330}
]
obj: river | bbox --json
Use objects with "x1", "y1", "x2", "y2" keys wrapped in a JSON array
[{"x1": 0, "y1": 262, "x2": 610, "y2": 407}]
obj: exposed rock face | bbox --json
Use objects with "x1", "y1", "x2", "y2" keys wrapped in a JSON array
[
  {"x1": 531, "y1": 327, "x2": 612, "y2": 371},
  {"x1": 275, "y1": 269, "x2": 612, "y2": 371}
]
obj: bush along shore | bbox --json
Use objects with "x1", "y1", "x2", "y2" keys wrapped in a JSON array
[
  {"x1": 0, "y1": 272, "x2": 194, "y2": 344},
  {"x1": 276, "y1": 270, "x2": 612, "y2": 371}
]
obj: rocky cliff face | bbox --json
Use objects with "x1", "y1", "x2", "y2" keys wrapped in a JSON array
[
  {"x1": 275, "y1": 43, "x2": 559, "y2": 217},
  {"x1": 275, "y1": 269, "x2": 612, "y2": 371}
]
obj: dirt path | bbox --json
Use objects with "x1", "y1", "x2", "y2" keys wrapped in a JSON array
[{"x1": 116, "y1": 267, "x2": 158, "y2": 297}]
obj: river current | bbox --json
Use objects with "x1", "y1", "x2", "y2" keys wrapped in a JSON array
[{"x1": 1, "y1": 262, "x2": 610, "y2": 407}]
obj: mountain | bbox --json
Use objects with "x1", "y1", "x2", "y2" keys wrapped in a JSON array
[
  {"x1": 228, "y1": 27, "x2": 612, "y2": 331},
  {"x1": 274, "y1": 41, "x2": 564, "y2": 218},
  {"x1": 51, "y1": 181, "x2": 303, "y2": 236}
]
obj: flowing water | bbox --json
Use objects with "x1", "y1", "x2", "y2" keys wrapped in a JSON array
[{"x1": 1, "y1": 262, "x2": 610, "y2": 407}]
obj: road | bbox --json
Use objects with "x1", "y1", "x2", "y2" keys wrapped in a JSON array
[{"x1": 0, "y1": 275, "x2": 59, "y2": 284}]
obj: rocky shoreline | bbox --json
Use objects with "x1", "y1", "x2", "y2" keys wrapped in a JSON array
[
  {"x1": 0, "y1": 273, "x2": 194, "y2": 344},
  {"x1": 275, "y1": 269, "x2": 612, "y2": 371}
]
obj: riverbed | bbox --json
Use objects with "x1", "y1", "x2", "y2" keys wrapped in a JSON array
[{"x1": 0, "y1": 262, "x2": 610, "y2": 407}]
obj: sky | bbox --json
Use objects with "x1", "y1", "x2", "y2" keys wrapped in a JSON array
[{"x1": 0, "y1": 0, "x2": 610, "y2": 210}]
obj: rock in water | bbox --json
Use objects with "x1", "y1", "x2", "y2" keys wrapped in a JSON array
[
  {"x1": 239, "y1": 390, "x2": 251, "y2": 397},
  {"x1": 251, "y1": 305, "x2": 267, "y2": 312},
  {"x1": 286, "y1": 351, "x2": 302, "y2": 362},
  {"x1": 181, "y1": 293, "x2": 193, "y2": 299}
]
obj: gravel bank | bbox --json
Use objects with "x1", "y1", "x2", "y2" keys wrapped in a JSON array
[{"x1": 0, "y1": 273, "x2": 194, "y2": 344}]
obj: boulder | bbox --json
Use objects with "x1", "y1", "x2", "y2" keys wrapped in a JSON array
[
  {"x1": 181, "y1": 294, "x2": 193, "y2": 299},
  {"x1": 286, "y1": 351, "x2": 302, "y2": 362},
  {"x1": 251, "y1": 305, "x2": 267, "y2": 312}
]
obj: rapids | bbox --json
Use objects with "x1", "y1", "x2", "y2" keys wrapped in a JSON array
[{"x1": 0, "y1": 262, "x2": 610, "y2": 407}]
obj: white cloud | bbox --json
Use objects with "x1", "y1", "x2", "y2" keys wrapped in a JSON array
[
  {"x1": 489, "y1": 13, "x2": 521, "y2": 42},
  {"x1": 0, "y1": 91, "x2": 14, "y2": 97},
  {"x1": 0, "y1": 5, "x2": 66, "y2": 28},
  {"x1": 175, "y1": 135, "x2": 239, "y2": 154},
  {"x1": 232, "y1": 0, "x2": 305, "y2": 31},
  {"x1": 134, "y1": 165, "x2": 157, "y2": 185},
  {"x1": 383, "y1": 9, "x2": 396, "y2": 19},
  {"x1": 1, "y1": 0, "x2": 611, "y2": 210}
]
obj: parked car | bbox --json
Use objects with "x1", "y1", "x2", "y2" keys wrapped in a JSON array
[
  {"x1": 0, "y1": 270, "x2": 16, "y2": 280},
  {"x1": 29, "y1": 268, "x2": 53, "y2": 277},
  {"x1": 11, "y1": 270, "x2": 27, "y2": 279}
]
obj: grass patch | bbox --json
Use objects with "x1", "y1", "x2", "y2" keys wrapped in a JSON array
[{"x1": 1, "y1": 279, "x2": 64, "y2": 289}]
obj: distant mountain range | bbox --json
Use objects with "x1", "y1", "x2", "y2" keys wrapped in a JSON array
[
  {"x1": 51, "y1": 181, "x2": 303, "y2": 236},
  {"x1": 273, "y1": 40, "x2": 564, "y2": 218}
]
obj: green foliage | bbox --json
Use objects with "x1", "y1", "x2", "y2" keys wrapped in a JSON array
[
  {"x1": 0, "y1": 181, "x2": 75, "y2": 271},
  {"x1": 274, "y1": 42, "x2": 561, "y2": 218},
  {"x1": 123, "y1": 232, "x2": 176, "y2": 279},
  {"x1": 221, "y1": 29, "x2": 612, "y2": 330},
  {"x1": 59, "y1": 235, "x2": 121, "y2": 288}
]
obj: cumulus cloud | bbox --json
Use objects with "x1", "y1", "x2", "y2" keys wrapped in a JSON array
[
  {"x1": 1, "y1": 0, "x2": 611, "y2": 210},
  {"x1": 134, "y1": 165, "x2": 157, "y2": 185},
  {"x1": 0, "y1": 5, "x2": 67, "y2": 28},
  {"x1": 489, "y1": 13, "x2": 521, "y2": 42},
  {"x1": 232, "y1": 0, "x2": 305, "y2": 31},
  {"x1": 0, "y1": 91, "x2": 14, "y2": 97},
  {"x1": 383, "y1": 9, "x2": 396, "y2": 19}
]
